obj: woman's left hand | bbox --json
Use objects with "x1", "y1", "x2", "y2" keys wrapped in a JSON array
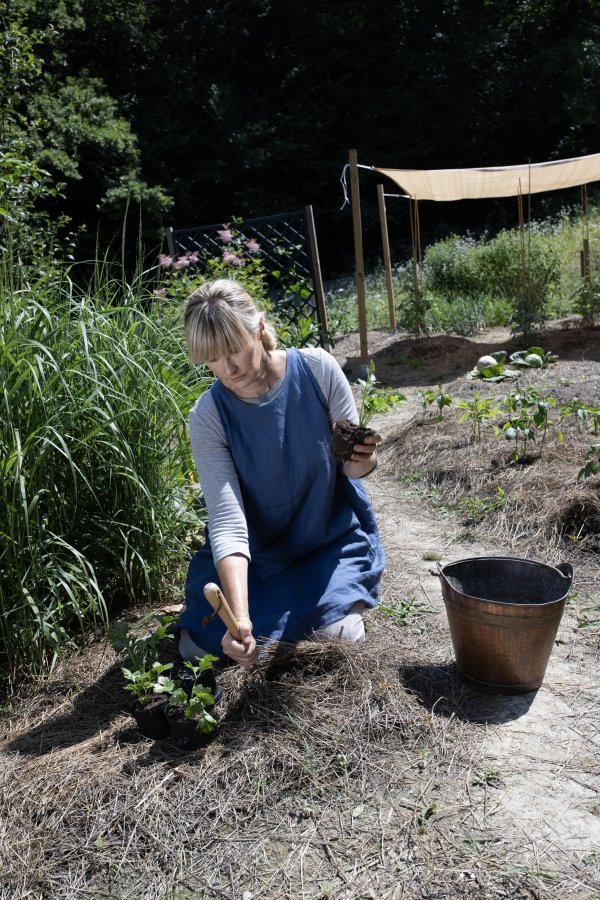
[{"x1": 343, "y1": 432, "x2": 382, "y2": 479}]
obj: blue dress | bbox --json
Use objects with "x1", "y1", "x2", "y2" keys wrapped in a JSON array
[{"x1": 178, "y1": 349, "x2": 386, "y2": 657}]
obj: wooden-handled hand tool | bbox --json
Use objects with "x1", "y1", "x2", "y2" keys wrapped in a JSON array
[{"x1": 203, "y1": 582, "x2": 242, "y2": 641}]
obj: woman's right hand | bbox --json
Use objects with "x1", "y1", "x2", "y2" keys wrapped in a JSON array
[{"x1": 222, "y1": 615, "x2": 258, "y2": 667}]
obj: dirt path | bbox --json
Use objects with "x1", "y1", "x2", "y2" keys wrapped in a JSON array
[{"x1": 356, "y1": 353, "x2": 600, "y2": 895}]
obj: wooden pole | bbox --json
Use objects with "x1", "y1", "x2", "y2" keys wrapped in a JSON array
[
  {"x1": 304, "y1": 205, "x2": 329, "y2": 346},
  {"x1": 165, "y1": 226, "x2": 176, "y2": 259},
  {"x1": 377, "y1": 184, "x2": 396, "y2": 329},
  {"x1": 349, "y1": 149, "x2": 368, "y2": 364}
]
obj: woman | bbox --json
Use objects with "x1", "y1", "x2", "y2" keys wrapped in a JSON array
[{"x1": 177, "y1": 279, "x2": 386, "y2": 668}]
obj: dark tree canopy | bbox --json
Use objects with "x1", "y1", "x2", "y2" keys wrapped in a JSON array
[{"x1": 2, "y1": 0, "x2": 600, "y2": 268}]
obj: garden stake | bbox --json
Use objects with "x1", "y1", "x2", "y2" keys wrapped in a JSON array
[{"x1": 203, "y1": 583, "x2": 242, "y2": 641}]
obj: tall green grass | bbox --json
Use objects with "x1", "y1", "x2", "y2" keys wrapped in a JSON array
[{"x1": 0, "y1": 259, "x2": 209, "y2": 689}]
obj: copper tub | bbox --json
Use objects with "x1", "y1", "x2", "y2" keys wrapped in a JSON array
[{"x1": 438, "y1": 556, "x2": 573, "y2": 694}]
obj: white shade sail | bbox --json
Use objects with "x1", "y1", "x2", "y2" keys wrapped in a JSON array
[{"x1": 375, "y1": 152, "x2": 600, "y2": 201}]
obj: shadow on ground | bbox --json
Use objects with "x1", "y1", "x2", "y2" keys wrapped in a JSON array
[{"x1": 399, "y1": 662, "x2": 537, "y2": 724}]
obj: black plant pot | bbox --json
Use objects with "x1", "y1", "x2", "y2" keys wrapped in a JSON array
[
  {"x1": 167, "y1": 709, "x2": 217, "y2": 751},
  {"x1": 177, "y1": 666, "x2": 223, "y2": 705},
  {"x1": 131, "y1": 700, "x2": 169, "y2": 740}
]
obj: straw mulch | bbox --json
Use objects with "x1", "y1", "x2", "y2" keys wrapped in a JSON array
[{"x1": 2, "y1": 614, "x2": 599, "y2": 899}]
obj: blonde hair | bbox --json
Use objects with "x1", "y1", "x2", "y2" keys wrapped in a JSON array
[{"x1": 184, "y1": 279, "x2": 277, "y2": 364}]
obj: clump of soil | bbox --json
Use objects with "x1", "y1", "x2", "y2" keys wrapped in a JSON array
[{"x1": 330, "y1": 419, "x2": 375, "y2": 462}]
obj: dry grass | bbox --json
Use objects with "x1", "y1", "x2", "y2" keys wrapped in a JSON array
[
  {"x1": 382, "y1": 410, "x2": 600, "y2": 593},
  {"x1": 2, "y1": 616, "x2": 599, "y2": 899}
]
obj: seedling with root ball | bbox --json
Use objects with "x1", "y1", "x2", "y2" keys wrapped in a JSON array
[{"x1": 330, "y1": 360, "x2": 406, "y2": 463}]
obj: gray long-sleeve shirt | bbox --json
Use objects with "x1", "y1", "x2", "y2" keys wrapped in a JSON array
[{"x1": 189, "y1": 348, "x2": 358, "y2": 563}]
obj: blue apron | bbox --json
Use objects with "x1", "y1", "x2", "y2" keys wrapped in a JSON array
[{"x1": 178, "y1": 349, "x2": 386, "y2": 658}]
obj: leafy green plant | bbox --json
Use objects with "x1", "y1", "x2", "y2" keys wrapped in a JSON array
[
  {"x1": 465, "y1": 350, "x2": 520, "y2": 382},
  {"x1": 577, "y1": 443, "x2": 600, "y2": 482},
  {"x1": 457, "y1": 393, "x2": 500, "y2": 442},
  {"x1": 274, "y1": 314, "x2": 333, "y2": 349},
  {"x1": 107, "y1": 613, "x2": 175, "y2": 671},
  {"x1": 559, "y1": 398, "x2": 599, "y2": 434},
  {"x1": 356, "y1": 360, "x2": 406, "y2": 428},
  {"x1": 462, "y1": 487, "x2": 508, "y2": 524},
  {"x1": 509, "y1": 347, "x2": 559, "y2": 368},
  {"x1": 472, "y1": 766, "x2": 503, "y2": 787},
  {"x1": 417, "y1": 384, "x2": 453, "y2": 420},
  {"x1": 166, "y1": 655, "x2": 219, "y2": 734},
  {"x1": 571, "y1": 276, "x2": 600, "y2": 325},
  {"x1": 122, "y1": 661, "x2": 174, "y2": 708},
  {"x1": 500, "y1": 388, "x2": 560, "y2": 460},
  {"x1": 378, "y1": 595, "x2": 433, "y2": 626}
]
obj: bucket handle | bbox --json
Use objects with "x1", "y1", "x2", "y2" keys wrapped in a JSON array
[{"x1": 556, "y1": 562, "x2": 574, "y2": 584}]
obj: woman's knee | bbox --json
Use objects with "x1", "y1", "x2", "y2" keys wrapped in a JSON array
[{"x1": 310, "y1": 602, "x2": 366, "y2": 643}]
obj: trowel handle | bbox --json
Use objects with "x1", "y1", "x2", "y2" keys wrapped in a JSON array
[{"x1": 203, "y1": 582, "x2": 242, "y2": 641}]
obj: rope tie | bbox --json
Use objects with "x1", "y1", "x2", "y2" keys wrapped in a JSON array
[{"x1": 202, "y1": 592, "x2": 222, "y2": 628}]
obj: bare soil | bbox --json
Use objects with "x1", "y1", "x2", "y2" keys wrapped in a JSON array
[{"x1": 1, "y1": 320, "x2": 599, "y2": 899}]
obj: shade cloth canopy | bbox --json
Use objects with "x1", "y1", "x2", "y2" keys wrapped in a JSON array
[{"x1": 375, "y1": 152, "x2": 600, "y2": 201}]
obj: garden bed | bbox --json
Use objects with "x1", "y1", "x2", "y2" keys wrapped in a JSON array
[{"x1": 1, "y1": 320, "x2": 599, "y2": 899}]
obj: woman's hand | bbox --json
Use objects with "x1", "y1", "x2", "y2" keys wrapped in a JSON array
[
  {"x1": 222, "y1": 615, "x2": 258, "y2": 667},
  {"x1": 342, "y1": 432, "x2": 382, "y2": 479}
]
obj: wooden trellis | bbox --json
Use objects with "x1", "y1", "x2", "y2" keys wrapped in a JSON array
[{"x1": 165, "y1": 206, "x2": 328, "y2": 344}]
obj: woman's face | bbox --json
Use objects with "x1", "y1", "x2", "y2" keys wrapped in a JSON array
[{"x1": 205, "y1": 331, "x2": 267, "y2": 397}]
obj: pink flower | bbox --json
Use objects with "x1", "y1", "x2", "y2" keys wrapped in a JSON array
[
  {"x1": 218, "y1": 226, "x2": 233, "y2": 243},
  {"x1": 245, "y1": 238, "x2": 260, "y2": 254},
  {"x1": 158, "y1": 253, "x2": 172, "y2": 268},
  {"x1": 173, "y1": 256, "x2": 190, "y2": 269},
  {"x1": 187, "y1": 252, "x2": 199, "y2": 264},
  {"x1": 223, "y1": 250, "x2": 246, "y2": 267},
  {"x1": 153, "y1": 287, "x2": 167, "y2": 298}
]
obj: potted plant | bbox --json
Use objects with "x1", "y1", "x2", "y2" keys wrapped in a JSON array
[
  {"x1": 331, "y1": 360, "x2": 406, "y2": 463},
  {"x1": 108, "y1": 613, "x2": 176, "y2": 739},
  {"x1": 122, "y1": 662, "x2": 175, "y2": 739},
  {"x1": 165, "y1": 655, "x2": 220, "y2": 751}
]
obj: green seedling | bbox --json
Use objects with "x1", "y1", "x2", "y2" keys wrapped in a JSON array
[
  {"x1": 378, "y1": 595, "x2": 433, "y2": 626},
  {"x1": 462, "y1": 487, "x2": 508, "y2": 524},
  {"x1": 335, "y1": 752, "x2": 347, "y2": 771},
  {"x1": 108, "y1": 613, "x2": 175, "y2": 670},
  {"x1": 417, "y1": 384, "x2": 453, "y2": 420},
  {"x1": 122, "y1": 661, "x2": 174, "y2": 707},
  {"x1": 472, "y1": 766, "x2": 503, "y2": 787},
  {"x1": 457, "y1": 393, "x2": 500, "y2": 442},
  {"x1": 463, "y1": 837, "x2": 485, "y2": 854},
  {"x1": 577, "y1": 443, "x2": 600, "y2": 482},
  {"x1": 559, "y1": 397, "x2": 595, "y2": 433},
  {"x1": 357, "y1": 360, "x2": 406, "y2": 428},
  {"x1": 417, "y1": 802, "x2": 437, "y2": 830},
  {"x1": 166, "y1": 653, "x2": 220, "y2": 733},
  {"x1": 500, "y1": 388, "x2": 560, "y2": 460}
]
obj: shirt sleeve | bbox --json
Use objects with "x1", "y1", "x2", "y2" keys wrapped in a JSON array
[
  {"x1": 300, "y1": 347, "x2": 359, "y2": 425},
  {"x1": 188, "y1": 392, "x2": 251, "y2": 563}
]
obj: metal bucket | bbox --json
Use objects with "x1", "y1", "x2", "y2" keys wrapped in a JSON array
[{"x1": 438, "y1": 555, "x2": 573, "y2": 694}]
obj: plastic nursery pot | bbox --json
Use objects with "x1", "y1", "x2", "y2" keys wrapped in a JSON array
[
  {"x1": 166, "y1": 708, "x2": 217, "y2": 751},
  {"x1": 177, "y1": 666, "x2": 223, "y2": 705},
  {"x1": 131, "y1": 699, "x2": 169, "y2": 740},
  {"x1": 331, "y1": 420, "x2": 375, "y2": 464}
]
